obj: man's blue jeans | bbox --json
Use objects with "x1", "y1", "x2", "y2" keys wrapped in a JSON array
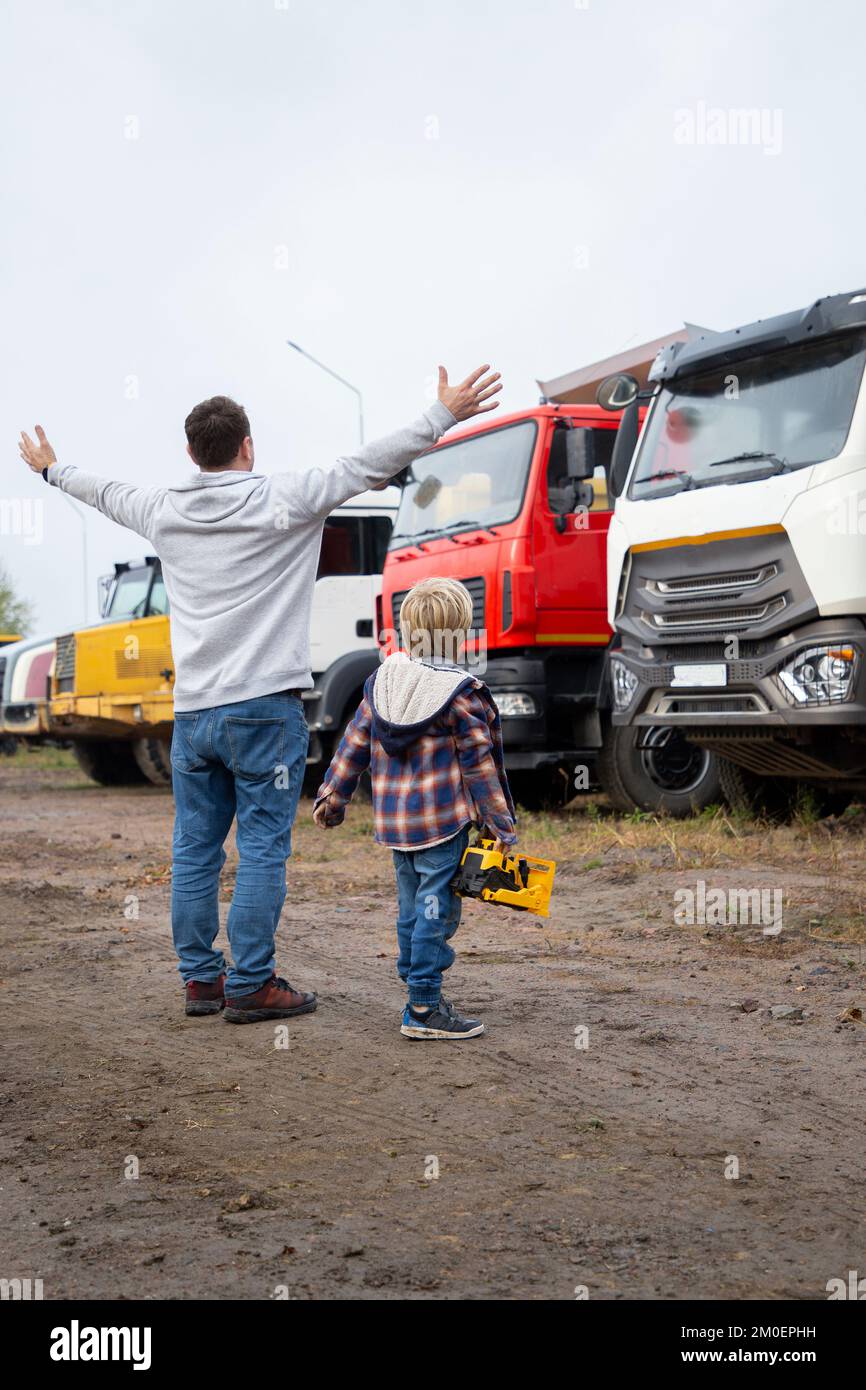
[
  {"x1": 392, "y1": 826, "x2": 470, "y2": 1007},
  {"x1": 170, "y1": 692, "x2": 308, "y2": 997}
]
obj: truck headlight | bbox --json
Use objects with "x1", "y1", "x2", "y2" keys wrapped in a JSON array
[
  {"x1": 610, "y1": 658, "x2": 639, "y2": 711},
  {"x1": 492, "y1": 691, "x2": 538, "y2": 718},
  {"x1": 777, "y1": 645, "x2": 858, "y2": 705}
]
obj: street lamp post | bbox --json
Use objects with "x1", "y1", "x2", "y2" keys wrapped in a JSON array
[
  {"x1": 286, "y1": 340, "x2": 365, "y2": 446},
  {"x1": 57, "y1": 491, "x2": 89, "y2": 623}
]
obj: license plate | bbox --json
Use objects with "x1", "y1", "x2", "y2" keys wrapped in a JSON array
[{"x1": 671, "y1": 662, "x2": 727, "y2": 688}]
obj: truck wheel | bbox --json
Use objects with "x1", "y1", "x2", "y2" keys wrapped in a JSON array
[
  {"x1": 72, "y1": 739, "x2": 147, "y2": 786},
  {"x1": 133, "y1": 736, "x2": 173, "y2": 787},
  {"x1": 0, "y1": 735, "x2": 18, "y2": 757},
  {"x1": 597, "y1": 724, "x2": 722, "y2": 817},
  {"x1": 719, "y1": 760, "x2": 851, "y2": 820},
  {"x1": 717, "y1": 760, "x2": 792, "y2": 819},
  {"x1": 810, "y1": 788, "x2": 852, "y2": 818}
]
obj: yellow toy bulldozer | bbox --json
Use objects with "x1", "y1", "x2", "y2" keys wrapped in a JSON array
[{"x1": 452, "y1": 838, "x2": 556, "y2": 918}]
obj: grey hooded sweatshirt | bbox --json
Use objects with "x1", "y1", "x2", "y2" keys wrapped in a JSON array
[{"x1": 45, "y1": 400, "x2": 456, "y2": 711}]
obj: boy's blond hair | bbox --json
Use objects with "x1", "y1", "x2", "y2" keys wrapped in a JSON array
[{"x1": 399, "y1": 577, "x2": 473, "y2": 662}]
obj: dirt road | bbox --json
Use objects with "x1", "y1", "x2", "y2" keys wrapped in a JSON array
[{"x1": 2, "y1": 755, "x2": 865, "y2": 1300}]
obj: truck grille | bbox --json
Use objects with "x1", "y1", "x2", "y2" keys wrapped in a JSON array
[
  {"x1": 55, "y1": 634, "x2": 76, "y2": 693},
  {"x1": 392, "y1": 575, "x2": 486, "y2": 634},
  {"x1": 655, "y1": 693, "x2": 769, "y2": 714},
  {"x1": 651, "y1": 564, "x2": 776, "y2": 597},
  {"x1": 657, "y1": 641, "x2": 763, "y2": 661},
  {"x1": 645, "y1": 596, "x2": 786, "y2": 632},
  {"x1": 620, "y1": 531, "x2": 814, "y2": 648},
  {"x1": 114, "y1": 648, "x2": 173, "y2": 680}
]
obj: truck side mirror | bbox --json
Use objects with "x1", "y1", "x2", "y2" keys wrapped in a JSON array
[
  {"x1": 563, "y1": 428, "x2": 595, "y2": 480},
  {"x1": 608, "y1": 400, "x2": 640, "y2": 500},
  {"x1": 97, "y1": 573, "x2": 113, "y2": 618},
  {"x1": 597, "y1": 372, "x2": 640, "y2": 411}
]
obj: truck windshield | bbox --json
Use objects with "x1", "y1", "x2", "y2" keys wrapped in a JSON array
[
  {"x1": 390, "y1": 419, "x2": 536, "y2": 545},
  {"x1": 629, "y1": 331, "x2": 866, "y2": 499},
  {"x1": 106, "y1": 567, "x2": 168, "y2": 619}
]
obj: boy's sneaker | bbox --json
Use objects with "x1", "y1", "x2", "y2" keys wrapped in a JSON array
[
  {"x1": 224, "y1": 975, "x2": 317, "y2": 1024},
  {"x1": 185, "y1": 974, "x2": 226, "y2": 1016},
  {"x1": 400, "y1": 997, "x2": 484, "y2": 1040}
]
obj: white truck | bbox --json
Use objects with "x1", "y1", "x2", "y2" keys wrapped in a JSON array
[
  {"x1": 599, "y1": 287, "x2": 866, "y2": 814},
  {"x1": 301, "y1": 490, "x2": 397, "y2": 783},
  {"x1": 47, "y1": 492, "x2": 398, "y2": 787},
  {"x1": 0, "y1": 634, "x2": 56, "y2": 748}
]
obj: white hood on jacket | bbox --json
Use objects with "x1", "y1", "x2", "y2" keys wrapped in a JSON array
[{"x1": 372, "y1": 652, "x2": 473, "y2": 727}]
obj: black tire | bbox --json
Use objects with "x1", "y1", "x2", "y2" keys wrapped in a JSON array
[
  {"x1": 809, "y1": 787, "x2": 853, "y2": 818},
  {"x1": 719, "y1": 760, "x2": 852, "y2": 820},
  {"x1": 597, "y1": 723, "x2": 722, "y2": 817},
  {"x1": 0, "y1": 735, "x2": 18, "y2": 757},
  {"x1": 132, "y1": 736, "x2": 173, "y2": 787},
  {"x1": 72, "y1": 739, "x2": 148, "y2": 787},
  {"x1": 718, "y1": 759, "x2": 792, "y2": 819}
]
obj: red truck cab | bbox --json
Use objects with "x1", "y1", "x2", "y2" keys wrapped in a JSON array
[{"x1": 381, "y1": 404, "x2": 620, "y2": 803}]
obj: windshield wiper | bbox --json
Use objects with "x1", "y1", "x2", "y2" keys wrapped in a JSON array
[
  {"x1": 442, "y1": 519, "x2": 494, "y2": 537},
  {"x1": 637, "y1": 471, "x2": 695, "y2": 492},
  {"x1": 391, "y1": 519, "x2": 494, "y2": 544},
  {"x1": 708, "y1": 451, "x2": 790, "y2": 472},
  {"x1": 390, "y1": 526, "x2": 443, "y2": 541}
]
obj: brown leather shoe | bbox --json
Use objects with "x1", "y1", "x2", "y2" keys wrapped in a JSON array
[
  {"x1": 223, "y1": 974, "x2": 317, "y2": 1024},
  {"x1": 185, "y1": 974, "x2": 226, "y2": 1016}
]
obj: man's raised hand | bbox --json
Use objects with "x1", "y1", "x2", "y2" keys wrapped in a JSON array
[
  {"x1": 438, "y1": 365, "x2": 502, "y2": 422},
  {"x1": 19, "y1": 425, "x2": 57, "y2": 475}
]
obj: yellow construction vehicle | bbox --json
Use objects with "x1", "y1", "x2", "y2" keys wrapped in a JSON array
[
  {"x1": 452, "y1": 839, "x2": 556, "y2": 918},
  {"x1": 51, "y1": 557, "x2": 174, "y2": 785}
]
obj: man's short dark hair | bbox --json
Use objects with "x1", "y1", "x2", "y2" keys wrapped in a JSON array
[{"x1": 185, "y1": 396, "x2": 251, "y2": 470}]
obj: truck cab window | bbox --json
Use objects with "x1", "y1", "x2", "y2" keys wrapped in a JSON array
[
  {"x1": 547, "y1": 427, "x2": 615, "y2": 515},
  {"x1": 148, "y1": 578, "x2": 169, "y2": 615},
  {"x1": 317, "y1": 518, "x2": 363, "y2": 577},
  {"x1": 366, "y1": 516, "x2": 392, "y2": 575},
  {"x1": 391, "y1": 420, "x2": 536, "y2": 544},
  {"x1": 107, "y1": 568, "x2": 153, "y2": 619}
]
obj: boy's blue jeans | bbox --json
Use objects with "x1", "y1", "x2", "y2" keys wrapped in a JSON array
[
  {"x1": 169, "y1": 692, "x2": 308, "y2": 997},
  {"x1": 392, "y1": 825, "x2": 471, "y2": 1007}
]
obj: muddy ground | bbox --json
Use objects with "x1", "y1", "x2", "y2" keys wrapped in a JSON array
[{"x1": 2, "y1": 751, "x2": 865, "y2": 1301}]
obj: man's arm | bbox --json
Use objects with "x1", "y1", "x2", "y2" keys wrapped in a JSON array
[
  {"x1": 276, "y1": 364, "x2": 502, "y2": 524},
  {"x1": 19, "y1": 426, "x2": 161, "y2": 539}
]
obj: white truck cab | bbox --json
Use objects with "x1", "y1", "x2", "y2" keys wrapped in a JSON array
[
  {"x1": 303, "y1": 488, "x2": 398, "y2": 771},
  {"x1": 601, "y1": 288, "x2": 866, "y2": 809}
]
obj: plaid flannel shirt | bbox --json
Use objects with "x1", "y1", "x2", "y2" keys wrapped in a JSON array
[{"x1": 314, "y1": 672, "x2": 517, "y2": 851}]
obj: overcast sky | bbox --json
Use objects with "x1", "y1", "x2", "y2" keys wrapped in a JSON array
[{"x1": 3, "y1": 0, "x2": 865, "y2": 634}]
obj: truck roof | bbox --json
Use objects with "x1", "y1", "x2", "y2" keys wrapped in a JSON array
[
  {"x1": 537, "y1": 329, "x2": 694, "y2": 404},
  {"x1": 650, "y1": 287, "x2": 866, "y2": 385},
  {"x1": 432, "y1": 401, "x2": 620, "y2": 447}
]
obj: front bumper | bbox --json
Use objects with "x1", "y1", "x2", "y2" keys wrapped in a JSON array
[
  {"x1": 484, "y1": 648, "x2": 608, "y2": 763},
  {"x1": 611, "y1": 618, "x2": 866, "y2": 730},
  {"x1": 1, "y1": 700, "x2": 51, "y2": 738}
]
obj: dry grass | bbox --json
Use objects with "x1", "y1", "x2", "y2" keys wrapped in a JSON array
[{"x1": 294, "y1": 794, "x2": 866, "y2": 868}]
